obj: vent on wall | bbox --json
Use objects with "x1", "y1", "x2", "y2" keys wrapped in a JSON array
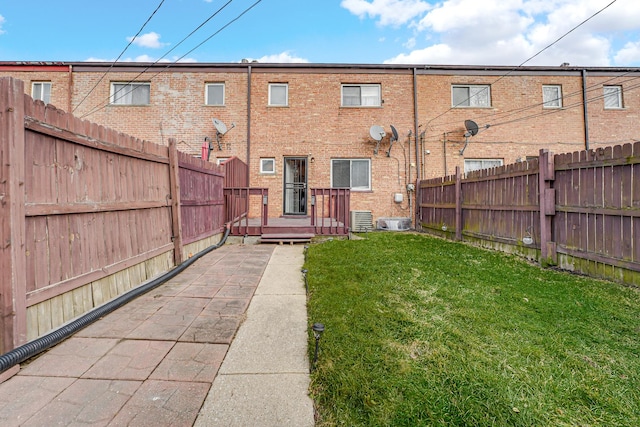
[{"x1": 350, "y1": 210, "x2": 373, "y2": 232}]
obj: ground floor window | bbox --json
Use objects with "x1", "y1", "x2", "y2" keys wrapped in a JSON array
[
  {"x1": 331, "y1": 159, "x2": 371, "y2": 190},
  {"x1": 464, "y1": 158, "x2": 503, "y2": 174}
]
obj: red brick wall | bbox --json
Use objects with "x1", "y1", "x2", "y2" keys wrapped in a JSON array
[{"x1": 4, "y1": 64, "x2": 639, "y2": 223}]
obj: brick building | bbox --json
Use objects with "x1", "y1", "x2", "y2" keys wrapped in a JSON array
[{"x1": 1, "y1": 61, "x2": 638, "y2": 225}]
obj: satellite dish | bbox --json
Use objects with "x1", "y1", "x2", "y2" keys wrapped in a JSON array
[
  {"x1": 387, "y1": 125, "x2": 399, "y2": 157},
  {"x1": 460, "y1": 119, "x2": 479, "y2": 155},
  {"x1": 211, "y1": 118, "x2": 235, "y2": 151},
  {"x1": 464, "y1": 119, "x2": 479, "y2": 137},
  {"x1": 213, "y1": 118, "x2": 228, "y2": 135},
  {"x1": 369, "y1": 125, "x2": 385, "y2": 141},
  {"x1": 369, "y1": 125, "x2": 386, "y2": 155}
]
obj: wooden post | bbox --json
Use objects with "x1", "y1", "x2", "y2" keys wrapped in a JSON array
[
  {"x1": 0, "y1": 77, "x2": 27, "y2": 352},
  {"x1": 538, "y1": 149, "x2": 557, "y2": 266},
  {"x1": 168, "y1": 139, "x2": 183, "y2": 265},
  {"x1": 455, "y1": 166, "x2": 462, "y2": 241}
]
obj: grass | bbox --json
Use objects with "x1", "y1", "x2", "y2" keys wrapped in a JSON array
[{"x1": 305, "y1": 232, "x2": 640, "y2": 426}]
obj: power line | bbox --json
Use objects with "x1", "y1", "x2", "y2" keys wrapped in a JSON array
[
  {"x1": 72, "y1": 0, "x2": 166, "y2": 113},
  {"x1": 81, "y1": 0, "x2": 248, "y2": 118},
  {"x1": 421, "y1": 0, "x2": 619, "y2": 129}
]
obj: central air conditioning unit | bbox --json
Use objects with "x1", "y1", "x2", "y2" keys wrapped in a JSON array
[{"x1": 350, "y1": 210, "x2": 373, "y2": 232}]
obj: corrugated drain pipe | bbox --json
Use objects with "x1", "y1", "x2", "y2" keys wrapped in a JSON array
[{"x1": 0, "y1": 223, "x2": 231, "y2": 375}]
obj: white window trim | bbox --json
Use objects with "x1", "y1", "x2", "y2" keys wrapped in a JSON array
[
  {"x1": 216, "y1": 157, "x2": 230, "y2": 165},
  {"x1": 260, "y1": 158, "x2": 276, "y2": 174},
  {"x1": 331, "y1": 158, "x2": 372, "y2": 191},
  {"x1": 205, "y1": 83, "x2": 225, "y2": 106},
  {"x1": 603, "y1": 85, "x2": 623, "y2": 109},
  {"x1": 268, "y1": 83, "x2": 288, "y2": 106},
  {"x1": 109, "y1": 82, "x2": 151, "y2": 105},
  {"x1": 542, "y1": 85, "x2": 562, "y2": 108},
  {"x1": 32, "y1": 81, "x2": 51, "y2": 104},
  {"x1": 451, "y1": 84, "x2": 491, "y2": 108},
  {"x1": 341, "y1": 84, "x2": 382, "y2": 107}
]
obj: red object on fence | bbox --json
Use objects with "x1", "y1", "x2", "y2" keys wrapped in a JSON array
[{"x1": 201, "y1": 138, "x2": 209, "y2": 160}]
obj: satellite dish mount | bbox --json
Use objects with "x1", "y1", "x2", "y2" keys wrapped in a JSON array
[
  {"x1": 212, "y1": 118, "x2": 235, "y2": 151},
  {"x1": 369, "y1": 125, "x2": 386, "y2": 155},
  {"x1": 460, "y1": 119, "x2": 479, "y2": 155}
]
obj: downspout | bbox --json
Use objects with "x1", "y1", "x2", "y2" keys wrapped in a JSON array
[
  {"x1": 582, "y1": 69, "x2": 590, "y2": 151},
  {"x1": 68, "y1": 64, "x2": 73, "y2": 113},
  {"x1": 246, "y1": 65, "x2": 252, "y2": 184},
  {"x1": 413, "y1": 68, "x2": 420, "y2": 181},
  {"x1": 412, "y1": 67, "x2": 420, "y2": 229}
]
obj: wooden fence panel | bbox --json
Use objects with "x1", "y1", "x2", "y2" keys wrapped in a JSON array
[
  {"x1": 418, "y1": 143, "x2": 640, "y2": 285},
  {"x1": 1, "y1": 76, "x2": 233, "y2": 351}
]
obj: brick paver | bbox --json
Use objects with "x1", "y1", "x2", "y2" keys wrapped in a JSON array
[{"x1": 0, "y1": 244, "x2": 275, "y2": 426}]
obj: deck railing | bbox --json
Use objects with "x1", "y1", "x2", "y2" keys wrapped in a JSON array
[
  {"x1": 223, "y1": 187, "x2": 268, "y2": 235},
  {"x1": 311, "y1": 188, "x2": 350, "y2": 235}
]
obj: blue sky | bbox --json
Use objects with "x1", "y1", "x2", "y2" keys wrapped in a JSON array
[{"x1": 1, "y1": 0, "x2": 639, "y2": 66}]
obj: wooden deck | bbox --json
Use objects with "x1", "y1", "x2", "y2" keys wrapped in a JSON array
[{"x1": 230, "y1": 216, "x2": 348, "y2": 241}]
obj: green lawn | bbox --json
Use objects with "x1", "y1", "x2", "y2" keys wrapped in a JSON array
[{"x1": 305, "y1": 232, "x2": 640, "y2": 426}]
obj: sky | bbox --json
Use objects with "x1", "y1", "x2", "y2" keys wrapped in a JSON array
[{"x1": 1, "y1": 0, "x2": 640, "y2": 67}]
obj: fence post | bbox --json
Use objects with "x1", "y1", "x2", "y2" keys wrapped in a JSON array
[
  {"x1": 538, "y1": 149, "x2": 557, "y2": 266},
  {"x1": 455, "y1": 166, "x2": 462, "y2": 241},
  {"x1": 168, "y1": 139, "x2": 183, "y2": 265},
  {"x1": 0, "y1": 77, "x2": 27, "y2": 353}
]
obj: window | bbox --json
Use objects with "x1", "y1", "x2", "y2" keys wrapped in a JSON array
[
  {"x1": 216, "y1": 157, "x2": 230, "y2": 165},
  {"x1": 464, "y1": 159, "x2": 503, "y2": 174},
  {"x1": 205, "y1": 83, "x2": 225, "y2": 106},
  {"x1": 260, "y1": 158, "x2": 276, "y2": 174},
  {"x1": 452, "y1": 84, "x2": 491, "y2": 107},
  {"x1": 542, "y1": 85, "x2": 562, "y2": 108},
  {"x1": 331, "y1": 159, "x2": 371, "y2": 191},
  {"x1": 32, "y1": 82, "x2": 51, "y2": 104},
  {"x1": 603, "y1": 85, "x2": 622, "y2": 109},
  {"x1": 341, "y1": 84, "x2": 381, "y2": 107},
  {"x1": 110, "y1": 82, "x2": 150, "y2": 105},
  {"x1": 268, "y1": 83, "x2": 288, "y2": 106}
]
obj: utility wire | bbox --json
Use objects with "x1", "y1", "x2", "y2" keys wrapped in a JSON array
[
  {"x1": 72, "y1": 0, "x2": 166, "y2": 113},
  {"x1": 421, "y1": 0, "x2": 619, "y2": 129},
  {"x1": 81, "y1": 0, "x2": 245, "y2": 118}
]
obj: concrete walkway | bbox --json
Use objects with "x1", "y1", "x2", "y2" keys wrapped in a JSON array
[{"x1": 0, "y1": 243, "x2": 314, "y2": 426}]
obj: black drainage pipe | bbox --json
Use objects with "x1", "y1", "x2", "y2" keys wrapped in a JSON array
[{"x1": 0, "y1": 224, "x2": 231, "y2": 375}]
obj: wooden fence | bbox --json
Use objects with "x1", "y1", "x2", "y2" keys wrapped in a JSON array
[
  {"x1": 0, "y1": 77, "x2": 228, "y2": 353},
  {"x1": 418, "y1": 145, "x2": 640, "y2": 286}
]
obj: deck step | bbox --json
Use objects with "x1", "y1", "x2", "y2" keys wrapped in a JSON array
[{"x1": 259, "y1": 233, "x2": 315, "y2": 244}]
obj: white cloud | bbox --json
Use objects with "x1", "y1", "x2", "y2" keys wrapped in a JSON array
[
  {"x1": 375, "y1": 0, "x2": 640, "y2": 66},
  {"x1": 252, "y1": 51, "x2": 310, "y2": 63},
  {"x1": 341, "y1": 0, "x2": 431, "y2": 26},
  {"x1": 614, "y1": 41, "x2": 640, "y2": 65},
  {"x1": 0, "y1": 14, "x2": 5, "y2": 35},
  {"x1": 126, "y1": 32, "x2": 167, "y2": 49}
]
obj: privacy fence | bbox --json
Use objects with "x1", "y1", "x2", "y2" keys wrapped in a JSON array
[
  {"x1": 418, "y1": 145, "x2": 640, "y2": 286},
  {"x1": 0, "y1": 77, "x2": 231, "y2": 354}
]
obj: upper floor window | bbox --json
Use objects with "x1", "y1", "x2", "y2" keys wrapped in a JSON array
[
  {"x1": 268, "y1": 83, "x2": 288, "y2": 106},
  {"x1": 32, "y1": 82, "x2": 51, "y2": 104},
  {"x1": 331, "y1": 158, "x2": 371, "y2": 191},
  {"x1": 205, "y1": 83, "x2": 225, "y2": 106},
  {"x1": 603, "y1": 85, "x2": 623, "y2": 109},
  {"x1": 110, "y1": 82, "x2": 150, "y2": 105},
  {"x1": 341, "y1": 84, "x2": 381, "y2": 107},
  {"x1": 542, "y1": 85, "x2": 562, "y2": 108},
  {"x1": 464, "y1": 158, "x2": 503, "y2": 174},
  {"x1": 452, "y1": 84, "x2": 491, "y2": 107}
]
